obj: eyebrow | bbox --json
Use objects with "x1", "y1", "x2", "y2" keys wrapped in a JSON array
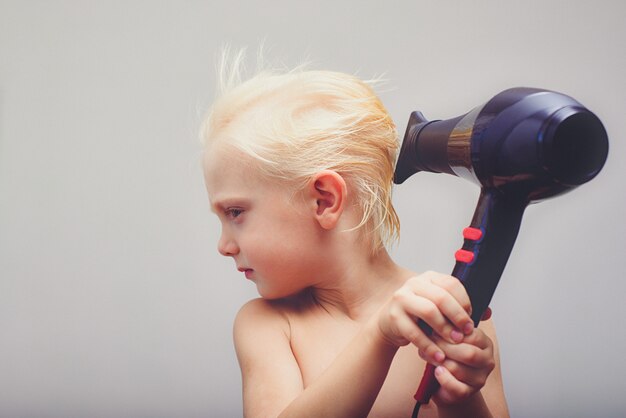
[{"x1": 209, "y1": 197, "x2": 251, "y2": 213}]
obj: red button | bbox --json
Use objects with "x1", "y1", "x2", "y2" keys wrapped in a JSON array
[
  {"x1": 455, "y1": 249, "x2": 475, "y2": 263},
  {"x1": 463, "y1": 227, "x2": 483, "y2": 241}
]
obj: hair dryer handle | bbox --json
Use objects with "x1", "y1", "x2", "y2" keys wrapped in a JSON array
[{"x1": 414, "y1": 188, "x2": 527, "y2": 404}]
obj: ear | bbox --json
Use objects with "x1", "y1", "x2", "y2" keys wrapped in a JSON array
[{"x1": 308, "y1": 170, "x2": 347, "y2": 230}]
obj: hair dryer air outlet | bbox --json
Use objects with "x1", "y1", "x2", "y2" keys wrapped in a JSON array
[{"x1": 394, "y1": 87, "x2": 609, "y2": 414}]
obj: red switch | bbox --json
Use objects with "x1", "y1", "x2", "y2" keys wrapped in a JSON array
[
  {"x1": 463, "y1": 227, "x2": 483, "y2": 241},
  {"x1": 455, "y1": 249, "x2": 475, "y2": 263}
]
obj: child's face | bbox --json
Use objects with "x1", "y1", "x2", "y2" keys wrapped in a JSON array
[{"x1": 203, "y1": 143, "x2": 322, "y2": 299}]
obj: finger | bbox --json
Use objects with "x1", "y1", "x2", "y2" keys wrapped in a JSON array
[
  {"x1": 425, "y1": 273, "x2": 474, "y2": 335},
  {"x1": 461, "y1": 327, "x2": 494, "y2": 350},
  {"x1": 406, "y1": 277, "x2": 473, "y2": 337},
  {"x1": 439, "y1": 358, "x2": 489, "y2": 387},
  {"x1": 393, "y1": 310, "x2": 446, "y2": 365},
  {"x1": 434, "y1": 333, "x2": 494, "y2": 368},
  {"x1": 427, "y1": 272, "x2": 472, "y2": 316},
  {"x1": 392, "y1": 286, "x2": 457, "y2": 343},
  {"x1": 433, "y1": 365, "x2": 473, "y2": 403}
]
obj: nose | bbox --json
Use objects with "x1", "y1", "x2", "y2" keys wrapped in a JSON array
[{"x1": 218, "y1": 230, "x2": 239, "y2": 257}]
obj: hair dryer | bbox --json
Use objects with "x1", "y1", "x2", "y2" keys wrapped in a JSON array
[{"x1": 394, "y1": 87, "x2": 609, "y2": 412}]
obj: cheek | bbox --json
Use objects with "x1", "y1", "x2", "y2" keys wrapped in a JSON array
[
  {"x1": 269, "y1": 235, "x2": 320, "y2": 279},
  {"x1": 249, "y1": 226, "x2": 316, "y2": 273},
  {"x1": 244, "y1": 205, "x2": 321, "y2": 274}
]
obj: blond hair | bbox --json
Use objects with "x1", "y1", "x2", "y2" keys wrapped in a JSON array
[{"x1": 201, "y1": 55, "x2": 400, "y2": 250}]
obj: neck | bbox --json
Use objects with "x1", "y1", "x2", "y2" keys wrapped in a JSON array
[{"x1": 310, "y1": 248, "x2": 413, "y2": 322}]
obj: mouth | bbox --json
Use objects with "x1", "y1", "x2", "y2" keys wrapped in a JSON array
[{"x1": 237, "y1": 267, "x2": 254, "y2": 279}]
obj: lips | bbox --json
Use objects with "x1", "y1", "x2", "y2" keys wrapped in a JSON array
[{"x1": 237, "y1": 267, "x2": 254, "y2": 279}]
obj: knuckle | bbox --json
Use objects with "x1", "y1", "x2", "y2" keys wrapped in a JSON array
[
  {"x1": 388, "y1": 306, "x2": 401, "y2": 322},
  {"x1": 407, "y1": 275, "x2": 423, "y2": 287},
  {"x1": 422, "y1": 271, "x2": 442, "y2": 284},
  {"x1": 407, "y1": 277, "x2": 425, "y2": 294},
  {"x1": 425, "y1": 344, "x2": 440, "y2": 358},
  {"x1": 430, "y1": 289, "x2": 447, "y2": 306},
  {"x1": 442, "y1": 360, "x2": 458, "y2": 376},
  {"x1": 473, "y1": 329, "x2": 493, "y2": 350},
  {"x1": 453, "y1": 311, "x2": 469, "y2": 325},
  {"x1": 438, "y1": 274, "x2": 457, "y2": 290},
  {"x1": 457, "y1": 385, "x2": 472, "y2": 399},
  {"x1": 421, "y1": 302, "x2": 438, "y2": 320},
  {"x1": 441, "y1": 277, "x2": 456, "y2": 291},
  {"x1": 485, "y1": 333, "x2": 494, "y2": 349},
  {"x1": 391, "y1": 289, "x2": 403, "y2": 302},
  {"x1": 406, "y1": 328, "x2": 421, "y2": 345},
  {"x1": 464, "y1": 348, "x2": 479, "y2": 364},
  {"x1": 391, "y1": 288, "x2": 408, "y2": 304},
  {"x1": 461, "y1": 298, "x2": 472, "y2": 312}
]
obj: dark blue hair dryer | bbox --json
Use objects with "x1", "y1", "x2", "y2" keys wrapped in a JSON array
[{"x1": 394, "y1": 87, "x2": 609, "y2": 412}]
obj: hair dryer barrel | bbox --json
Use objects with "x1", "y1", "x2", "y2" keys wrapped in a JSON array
[{"x1": 394, "y1": 88, "x2": 609, "y2": 202}]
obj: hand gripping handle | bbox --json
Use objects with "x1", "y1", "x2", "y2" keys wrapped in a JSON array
[{"x1": 413, "y1": 188, "x2": 527, "y2": 403}]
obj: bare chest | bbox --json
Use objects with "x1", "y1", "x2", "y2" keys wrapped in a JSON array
[{"x1": 288, "y1": 312, "x2": 439, "y2": 418}]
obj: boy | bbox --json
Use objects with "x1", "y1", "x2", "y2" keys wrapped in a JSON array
[{"x1": 202, "y1": 64, "x2": 509, "y2": 417}]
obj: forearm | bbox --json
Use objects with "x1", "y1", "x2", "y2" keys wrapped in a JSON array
[
  {"x1": 436, "y1": 392, "x2": 493, "y2": 418},
  {"x1": 278, "y1": 321, "x2": 397, "y2": 418}
]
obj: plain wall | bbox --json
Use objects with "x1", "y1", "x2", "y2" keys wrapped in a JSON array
[{"x1": 1, "y1": 1, "x2": 625, "y2": 417}]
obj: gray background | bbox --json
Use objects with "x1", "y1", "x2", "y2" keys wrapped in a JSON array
[{"x1": 1, "y1": 1, "x2": 625, "y2": 417}]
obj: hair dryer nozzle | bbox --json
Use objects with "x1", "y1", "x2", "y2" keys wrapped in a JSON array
[{"x1": 394, "y1": 111, "x2": 460, "y2": 184}]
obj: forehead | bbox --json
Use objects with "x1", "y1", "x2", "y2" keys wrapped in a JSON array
[
  {"x1": 204, "y1": 142, "x2": 254, "y2": 188},
  {"x1": 202, "y1": 142, "x2": 290, "y2": 207}
]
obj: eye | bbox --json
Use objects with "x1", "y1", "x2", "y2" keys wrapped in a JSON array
[{"x1": 225, "y1": 208, "x2": 244, "y2": 219}]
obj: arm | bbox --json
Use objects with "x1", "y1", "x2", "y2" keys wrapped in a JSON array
[
  {"x1": 234, "y1": 299, "x2": 303, "y2": 417},
  {"x1": 234, "y1": 298, "x2": 399, "y2": 418},
  {"x1": 235, "y1": 272, "x2": 505, "y2": 418}
]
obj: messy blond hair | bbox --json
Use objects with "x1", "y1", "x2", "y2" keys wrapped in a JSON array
[{"x1": 201, "y1": 51, "x2": 400, "y2": 250}]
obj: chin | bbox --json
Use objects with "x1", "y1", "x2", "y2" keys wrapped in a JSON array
[{"x1": 256, "y1": 284, "x2": 303, "y2": 301}]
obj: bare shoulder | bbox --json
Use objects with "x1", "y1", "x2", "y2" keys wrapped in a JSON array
[
  {"x1": 234, "y1": 294, "x2": 308, "y2": 332},
  {"x1": 233, "y1": 298, "x2": 291, "y2": 347},
  {"x1": 235, "y1": 297, "x2": 288, "y2": 325}
]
